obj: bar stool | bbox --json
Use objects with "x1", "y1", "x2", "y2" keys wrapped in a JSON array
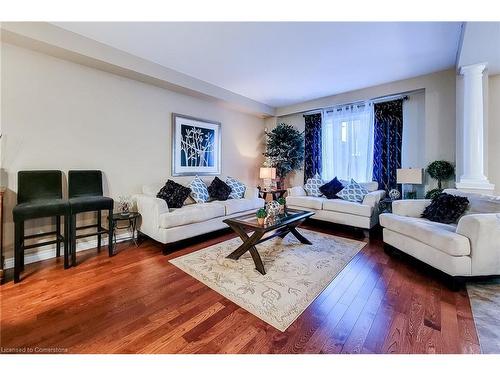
[
  {"x1": 12, "y1": 171, "x2": 70, "y2": 283},
  {"x1": 68, "y1": 170, "x2": 114, "y2": 266}
]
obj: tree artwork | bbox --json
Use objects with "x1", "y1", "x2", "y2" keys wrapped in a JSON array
[{"x1": 180, "y1": 125, "x2": 215, "y2": 167}]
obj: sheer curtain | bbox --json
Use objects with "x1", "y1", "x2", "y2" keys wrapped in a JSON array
[{"x1": 321, "y1": 103, "x2": 374, "y2": 182}]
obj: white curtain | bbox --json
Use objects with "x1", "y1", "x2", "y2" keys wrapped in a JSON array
[{"x1": 321, "y1": 103, "x2": 374, "y2": 182}]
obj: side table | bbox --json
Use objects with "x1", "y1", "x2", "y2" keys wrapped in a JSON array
[
  {"x1": 258, "y1": 188, "x2": 287, "y2": 201},
  {"x1": 379, "y1": 198, "x2": 398, "y2": 214},
  {"x1": 109, "y1": 212, "x2": 141, "y2": 252}
]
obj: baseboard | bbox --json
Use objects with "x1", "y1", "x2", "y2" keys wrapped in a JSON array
[{"x1": 3, "y1": 232, "x2": 131, "y2": 269}]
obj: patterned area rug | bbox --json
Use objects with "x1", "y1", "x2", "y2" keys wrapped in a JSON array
[
  {"x1": 169, "y1": 229, "x2": 365, "y2": 332},
  {"x1": 467, "y1": 278, "x2": 500, "y2": 354}
]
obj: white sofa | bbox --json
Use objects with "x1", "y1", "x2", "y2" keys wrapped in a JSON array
[
  {"x1": 286, "y1": 182, "x2": 386, "y2": 231},
  {"x1": 380, "y1": 189, "x2": 500, "y2": 278},
  {"x1": 135, "y1": 182, "x2": 264, "y2": 245}
]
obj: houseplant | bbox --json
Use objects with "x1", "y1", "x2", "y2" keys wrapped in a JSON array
[
  {"x1": 263, "y1": 123, "x2": 304, "y2": 189},
  {"x1": 256, "y1": 208, "x2": 267, "y2": 225},
  {"x1": 425, "y1": 160, "x2": 455, "y2": 199},
  {"x1": 277, "y1": 197, "x2": 286, "y2": 214}
]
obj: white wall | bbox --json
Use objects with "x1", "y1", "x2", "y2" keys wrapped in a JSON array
[
  {"x1": 489, "y1": 74, "x2": 500, "y2": 194},
  {"x1": 1, "y1": 42, "x2": 266, "y2": 260}
]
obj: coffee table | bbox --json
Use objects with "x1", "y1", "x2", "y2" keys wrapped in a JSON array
[{"x1": 223, "y1": 209, "x2": 314, "y2": 275}]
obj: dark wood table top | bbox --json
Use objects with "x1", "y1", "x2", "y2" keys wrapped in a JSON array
[{"x1": 223, "y1": 208, "x2": 314, "y2": 233}]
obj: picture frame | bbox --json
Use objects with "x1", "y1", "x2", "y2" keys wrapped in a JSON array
[{"x1": 172, "y1": 113, "x2": 221, "y2": 176}]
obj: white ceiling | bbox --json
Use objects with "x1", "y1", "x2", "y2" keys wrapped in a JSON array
[{"x1": 53, "y1": 22, "x2": 462, "y2": 108}]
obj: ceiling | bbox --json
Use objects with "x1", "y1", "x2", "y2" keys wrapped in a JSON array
[{"x1": 53, "y1": 22, "x2": 462, "y2": 108}]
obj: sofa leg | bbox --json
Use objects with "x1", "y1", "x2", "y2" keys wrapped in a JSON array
[
  {"x1": 362, "y1": 229, "x2": 370, "y2": 239},
  {"x1": 447, "y1": 276, "x2": 465, "y2": 291},
  {"x1": 383, "y1": 242, "x2": 394, "y2": 255}
]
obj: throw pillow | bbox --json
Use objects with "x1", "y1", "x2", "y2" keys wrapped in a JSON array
[
  {"x1": 337, "y1": 179, "x2": 369, "y2": 203},
  {"x1": 208, "y1": 177, "x2": 232, "y2": 201},
  {"x1": 422, "y1": 193, "x2": 469, "y2": 224},
  {"x1": 188, "y1": 175, "x2": 209, "y2": 203},
  {"x1": 226, "y1": 176, "x2": 246, "y2": 199},
  {"x1": 319, "y1": 177, "x2": 344, "y2": 199},
  {"x1": 304, "y1": 173, "x2": 323, "y2": 197},
  {"x1": 156, "y1": 180, "x2": 192, "y2": 208}
]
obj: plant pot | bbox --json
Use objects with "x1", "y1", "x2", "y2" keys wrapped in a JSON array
[
  {"x1": 279, "y1": 205, "x2": 285, "y2": 214},
  {"x1": 257, "y1": 217, "x2": 265, "y2": 225}
]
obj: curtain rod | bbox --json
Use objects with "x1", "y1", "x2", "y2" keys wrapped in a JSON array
[{"x1": 302, "y1": 89, "x2": 419, "y2": 117}]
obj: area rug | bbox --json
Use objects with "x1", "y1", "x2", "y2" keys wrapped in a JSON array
[
  {"x1": 169, "y1": 229, "x2": 365, "y2": 332},
  {"x1": 467, "y1": 278, "x2": 500, "y2": 354}
]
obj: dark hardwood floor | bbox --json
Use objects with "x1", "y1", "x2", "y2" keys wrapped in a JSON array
[{"x1": 0, "y1": 222, "x2": 480, "y2": 354}]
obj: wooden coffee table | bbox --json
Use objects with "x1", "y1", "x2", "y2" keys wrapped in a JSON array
[{"x1": 223, "y1": 209, "x2": 314, "y2": 275}]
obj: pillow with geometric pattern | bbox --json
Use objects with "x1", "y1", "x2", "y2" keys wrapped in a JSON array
[
  {"x1": 226, "y1": 176, "x2": 246, "y2": 199},
  {"x1": 304, "y1": 173, "x2": 324, "y2": 197},
  {"x1": 422, "y1": 193, "x2": 469, "y2": 224},
  {"x1": 336, "y1": 179, "x2": 369, "y2": 203},
  {"x1": 188, "y1": 175, "x2": 209, "y2": 203}
]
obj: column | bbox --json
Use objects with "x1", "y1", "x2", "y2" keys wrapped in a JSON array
[{"x1": 456, "y1": 63, "x2": 495, "y2": 193}]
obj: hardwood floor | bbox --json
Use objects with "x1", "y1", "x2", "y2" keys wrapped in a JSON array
[{"x1": 0, "y1": 222, "x2": 480, "y2": 354}]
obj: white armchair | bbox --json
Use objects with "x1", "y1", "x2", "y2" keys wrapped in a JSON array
[{"x1": 380, "y1": 191, "x2": 500, "y2": 279}]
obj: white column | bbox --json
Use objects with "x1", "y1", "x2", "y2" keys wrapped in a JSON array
[{"x1": 456, "y1": 63, "x2": 495, "y2": 193}]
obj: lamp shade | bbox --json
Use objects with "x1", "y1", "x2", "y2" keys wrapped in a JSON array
[
  {"x1": 397, "y1": 168, "x2": 423, "y2": 184},
  {"x1": 259, "y1": 167, "x2": 276, "y2": 179}
]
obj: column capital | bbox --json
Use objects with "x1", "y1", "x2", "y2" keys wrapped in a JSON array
[{"x1": 460, "y1": 63, "x2": 487, "y2": 76}]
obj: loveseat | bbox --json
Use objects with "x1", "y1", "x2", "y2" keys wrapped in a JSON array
[
  {"x1": 135, "y1": 181, "x2": 264, "y2": 245},
  {"x1": 285, "y1": 181, "x2": 386, "y2": 232},
  {"x1": 380, "y1": 189, "x2": 500, "y2": 278}
]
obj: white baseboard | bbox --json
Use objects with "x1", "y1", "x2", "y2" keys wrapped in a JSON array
[{"x1": 3, "y1": 232, "x2": 132, "y2": 269}]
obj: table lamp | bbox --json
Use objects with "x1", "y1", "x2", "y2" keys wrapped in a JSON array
[
  {"x1": 397, "y1": 168, "x2": 423, "y2": 199},
  {"x1": 259, "y1": 167, "x2": 276, "y2": 191}
]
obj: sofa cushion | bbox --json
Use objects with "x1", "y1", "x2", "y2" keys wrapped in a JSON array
[
  {"x1": 188, "y1": 175, "x2": 209, "y2": 203},
  {"x1": 323, "y1": 199, "x2": 373, "y2": 217},
  {"x1": 226, "y1": 176, "x2": 246, "y2": 199},
  {"x1": 422, "y1": 193, "x2": 469, "y2": 224},
  {"x1": 380, "y1": 214, "x2": 470, "y2": 256},
  {"x1": 286, "y1": 196, "x2": 325, "y2": 210},
  {"x1": 223, "y1": 198, "x2": 264, "y2": 215},
  {"x1": 337, "y1": 179, "x2": 369, "y2": 203},
  {"x1": 159, "y1": 202, "x2": 225, "y2": 229},
  {"x1": 208, "y1": 177, "x2": 232, "y2": 201},
  {"x1": 319, "y1": 177, "x2": 344, "y2": 199},
  {"x1": 444, "y1": 189, "x2": 500, "y2": 214},
  {"x1": 304, "y1": 173, "x2": 323, "y2": 197},
  {"x1": 157, "y1": 180, "x2": 191, "y2": 208}
]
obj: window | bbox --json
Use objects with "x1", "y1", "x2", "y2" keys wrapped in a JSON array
[{"x1": 321, "y1": 104, "x2": 374, "y2": 182}]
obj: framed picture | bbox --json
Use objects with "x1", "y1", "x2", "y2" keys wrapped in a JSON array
[{"x1": 172, "y1": 113, "x2": 221, "y2": 176}]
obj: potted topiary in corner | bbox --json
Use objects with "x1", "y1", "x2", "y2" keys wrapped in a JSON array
[
  {"x1": 256, "y1": 208, "x2": 267, "y2": 225},
  {"x1": 425, "y1": 160, "x2": 455, "y2": 199}
]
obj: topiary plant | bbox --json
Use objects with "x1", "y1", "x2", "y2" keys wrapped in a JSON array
[
  {"x1": 277, "y1": 197, "x2": 286, "y2": 205},
  {"x1": 263, "y1": 123, "x2": 304, "y2": 187},
  {"x1": 256, "y1": 208, "x2": 267, "y2": 218},
  {"x1": 425, "y1": 160, "x2": 455, "y2": 199}
]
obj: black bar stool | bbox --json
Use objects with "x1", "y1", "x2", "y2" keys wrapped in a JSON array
[
  {"x1": 12, "y1": 171, "x2": 70, "y2": 283},
  {"x1": 68, "y1": 170, "x2": 114, "y2": 266}
]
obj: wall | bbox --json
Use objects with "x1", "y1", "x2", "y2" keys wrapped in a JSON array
[
  {"x1": 275, "y1": 70, "x2": 456, "y2": 194},
  {"x1": 489, "y1": 74, "x2": 500, "y2": 194},
  {"x1": 0, "y1": 42, "x2": 266, "y2": 261}
]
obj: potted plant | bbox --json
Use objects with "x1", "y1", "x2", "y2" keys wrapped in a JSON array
[
  {"x1": 277, "y1": 197, "x2": 286, "y2": 214},
  {"x1": 118, "y1": 195, "x2": 133, "y2": 216},
  {"x1": 425, "y1": 160, "x2": 455, "y2": 199},
  {"x1": 256, "y1": 208, "x2": 267, "y2": 225},
  {"x1": 263, "y1": 123, "x2": 304, "y2": 189}
]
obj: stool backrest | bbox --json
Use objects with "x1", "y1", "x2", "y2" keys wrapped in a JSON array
[
  {"x1": 18, "y1": 170, "x2": 63, "y2": 204},
  {"x1": 68, "y1": 170, "x2": 103, "y2": 198}
]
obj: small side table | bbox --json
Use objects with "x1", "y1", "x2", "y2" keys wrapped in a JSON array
[
  {"x1": 109, "y1": 212, "x2": 141, "y2": 251},
  {"x1": 258, "y1": 188, "x2": 287, "y2": 201},
  {"x1": 379, "y1": 198, "x2": 398, "y2": 214}
]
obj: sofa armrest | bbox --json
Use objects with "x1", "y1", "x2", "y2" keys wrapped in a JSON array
[
  {"x1": 457, "y1": 214, "x2": 500, "y2": 275},
  {"x1": 392, "y1": 199, "x2": 431, "y2": 217},
  {"x1": 362, "y1": 190, "x2": 386, "y2": 208},
  {"x1": 244, "y1": 187, "x2": 259, "y2": 200},
  {"x1": 134, "y1": 194, "x2": 168, "y2": 235},
  {"x1": 287, "y1": 186, "x2": 307, "y2": 197}
]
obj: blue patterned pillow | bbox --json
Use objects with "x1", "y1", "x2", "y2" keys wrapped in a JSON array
[
  {"x1": 337, "y1": 179, "x2": 369, "y2": 203},
  {"x1": 188, "y1": 176, "x2": 209, "y2": 203},
  {"x1": 226, "y1": 176, "x2": 246, "y2": 199},
  {"x1": 304, "y1": 173, "x2": 323, "y2": 197}
]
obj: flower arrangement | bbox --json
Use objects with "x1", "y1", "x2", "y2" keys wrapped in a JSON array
[{"x1": 118, "y1": 195, "x2": 133, "y2": 216}]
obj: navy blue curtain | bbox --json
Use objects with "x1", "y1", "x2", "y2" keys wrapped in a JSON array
[
  {"x1": 372, "y1": 99, "x2": 403, "y2": 192},
  {"x1": 304, "y1": 113, "x2": 322, "y2": 183}
]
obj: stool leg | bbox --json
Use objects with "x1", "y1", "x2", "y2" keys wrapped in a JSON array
[
  {"x1": 97, "y1": 210, "x2": 102, "y2": 251},
  {"x1": 56, "y1": 216, "x2": 61, "y2": 258},
  {"x1": 20, "y1": 221, "x2": 25, "y2": 271},
  {"x1": 14, "y1": 221, "x2": 22, "y2": 283},
  {"x1": 71, "y1": 214, "x2": 77, "y2": 267},
  {"x1": 64, "y1": 215, "x2": 70, "y2": 269},
  {"x1": 108, "y1": 209, "x2": 113, "y2": 257}
]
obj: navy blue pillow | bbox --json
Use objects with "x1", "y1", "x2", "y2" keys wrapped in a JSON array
[{"x1": 319, "y1": 177, "x2": 344, "y2": 199}]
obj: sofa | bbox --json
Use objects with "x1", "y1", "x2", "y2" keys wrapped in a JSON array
[
  {"x1": 134, "y1": 181, "x2": 264, "y2": 245},
  {"x1": 380, "y1": 189, "x2": 500, "y2": 278},
  {"x1": 285, "y1": 181, "x2": 386, "y2": 231}
]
